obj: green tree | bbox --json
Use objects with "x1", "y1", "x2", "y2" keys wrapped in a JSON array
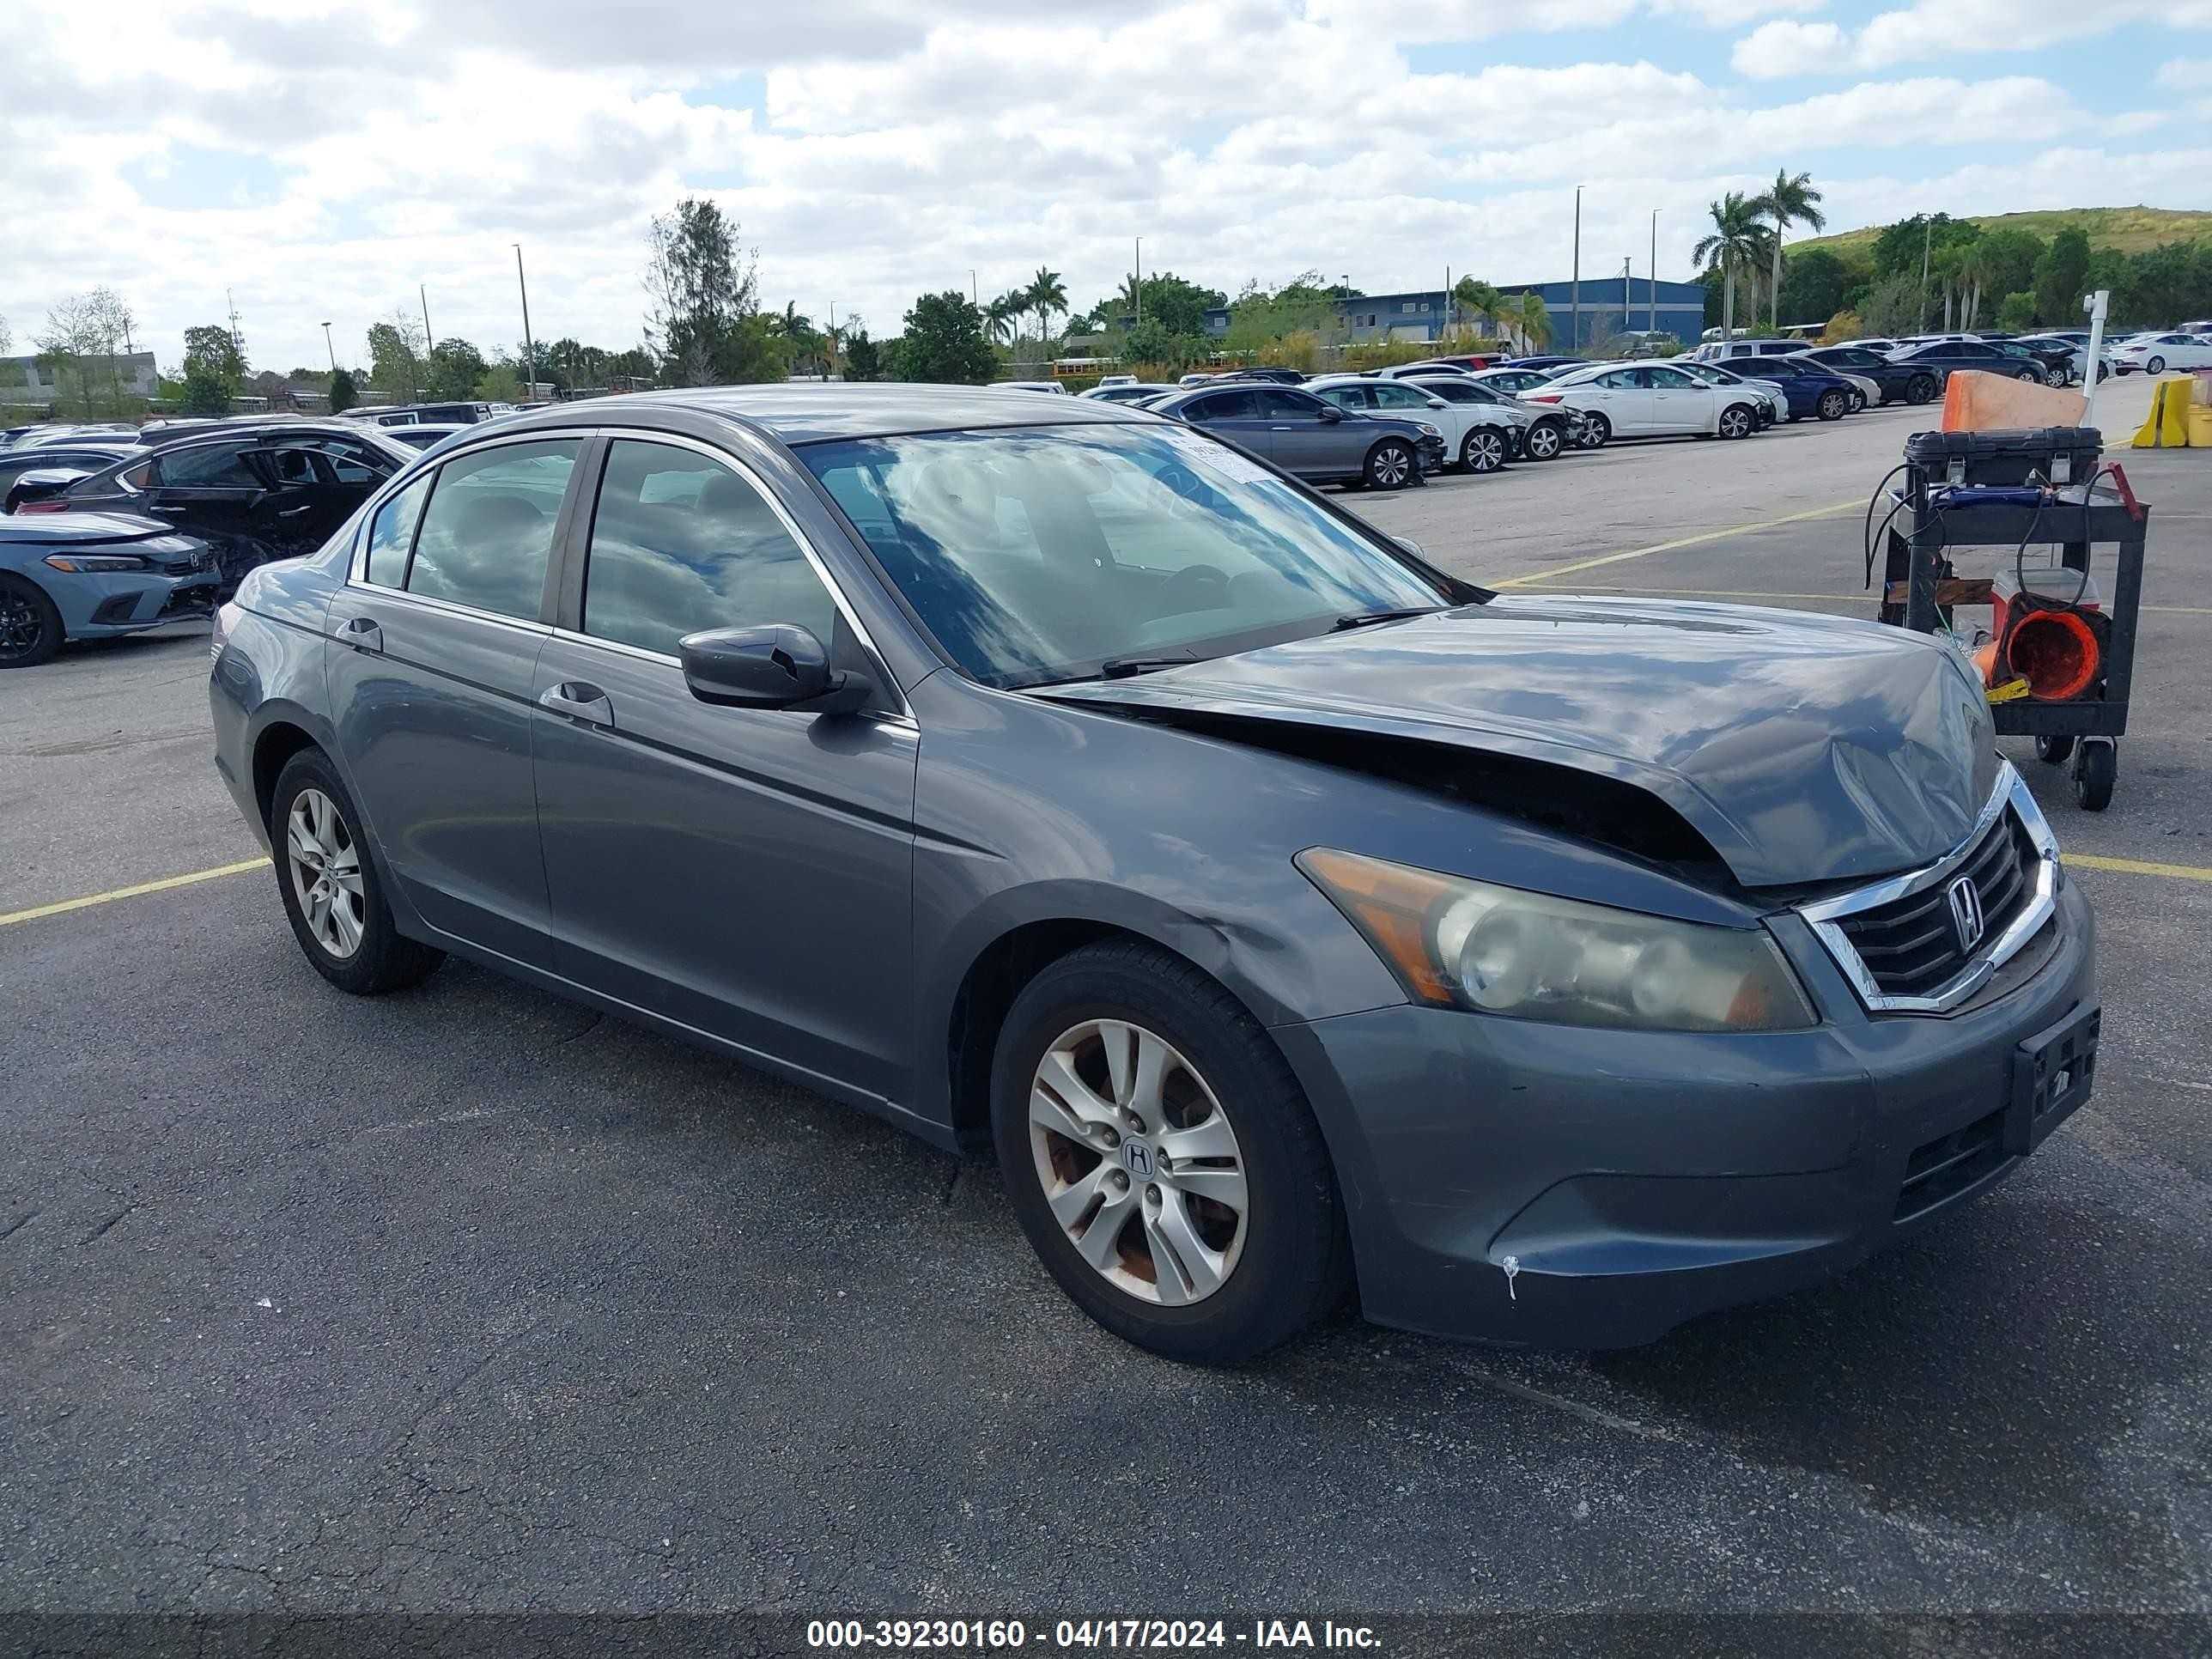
[
  {"x1": 773, "y1": 302, "x2": 823, "y2": 375},
  {"x1": 1774, "y1": 249, "x2": 1856, "y2": 329},
  {"x1": 1024, "y1": 267, "x2": 1068, "y2": 345},
  {"x1": 644, "y1": 197, "x2": 781, "y2": 385},
  {"x1": 1758, "y1": 169, "x2": 1825, "y2": 330},
  {"x1": 842, "y1": 329, "x2": 882, "y2": 381},
  {"x1": 326, "y1": 367, "x2": 359, "y2": 413},
  {"x1": 1105, "y1": 272, "x2": 1224, "y2": 339},
  {"x1": 424, "y1": 337, "x2": 488, "y2": 400},
  {"x1": 1975, "y1": 228, "x2": 2045, "y2": 318},
  {"x1": 2032, "y1": 228, "x2": 2094, "y2": 326},
  {"x1": 895, "y1": 291, "x2": 996, "y2": 384},
  {"x1": 1871, "y1": 213, "x2": 1978, "y2": 281},
  {"x1": 366, "y1": 316, "x2": 424, "y2": 403},
  {"x1": 1857, "y1": 272, "x2": 1925, "y2": 337},
  {"x1": 1450, "y1": 276, "x2": 1503, "y2": 337},
  {"x1": 1692, "y1": 191, "x2": 1766, "y2": 338},
  {"x1": 1996, "y1": 291, "x2": 2040, "y2": 332},
  {"x1": 179, "y1": 322, "x2": 246, "y2": 416}
]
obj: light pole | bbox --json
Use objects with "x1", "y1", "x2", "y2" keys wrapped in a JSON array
[
  {"x1": 420, "y1": 285, "x2": 434, "y2": 357},
  {"x1": 828, "y1": 301, "x2": 840, "y2": 376},
  {"x1": 1649, "y1": 209, "x2": 1660, "y2": 333},
  {"x1": 1623, "y1": 257, "x2": 1632, "y2": 337},
  {"x1": 514, "y1": 244, "x2": 535, "y2": 398},
  {"x1": 321, "y1": 322, "x2": 336, "y2": 374},
  {"x1": 1571, "y1": 186, "x2": 1582, "y2": 354},
  {"x1": 1133, "y1": 236, "x2": 1143, "y2": 331},
  {"x1": 969, "y1": 270, "x2": 978, "y2": 307}
]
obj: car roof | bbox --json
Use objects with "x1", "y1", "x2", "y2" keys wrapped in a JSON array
[{"x1": 485, "y1": 384, "x2": 1151, "y2": 447}]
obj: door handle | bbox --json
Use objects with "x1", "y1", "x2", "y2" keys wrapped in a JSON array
[
  {"x1": 1270, "y1": 424, "x2": 1293, "y2": 430},
  {"x1": 277, "y1": 503, "x2": 314, "y2": 518},
  {"x1": 336, "y1": 617, "x2": 381, "y2": 653},
  {"x1": 538, "y1": 682, "x2": 613, "y2": 726}
]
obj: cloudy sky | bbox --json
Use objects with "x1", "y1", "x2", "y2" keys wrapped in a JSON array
[{"x1": 5, "y1": 0, "x2": 2207, "y2": 376}]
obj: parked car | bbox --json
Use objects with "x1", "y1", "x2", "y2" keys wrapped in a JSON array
[
  {"x1": 1690, "y1": 338, "x2": 1806, "y2": 363},
  {"x1": 1669, "y1": 361, "x2": 1787, "y2": 426},
  {"x1": 39, "y1": 422, "x2": 416, "y2": 587},
  {"x1": 384, "y1": 422, "x2": 473, "y2": 452},
  {"x1": 2011, "y1": 335, "x2": 2111, "y2": 386},
  {"x1": 1727, "y1": 356, "x2": 1858, "y2": 422},
  {"x1": 1370, "y1": 361, "x2": 1472, "y2": 379},
  {"x1": 1397, "y1": 352, "x2": 1504, "y2": 372},
  {"x1": 349, "y1": 401, "x2": 514, "y2": 426},
  {"x1": 1097, "y1": 374, "x2": 1138, "y2": 388},
  {"x1": 2108, "y1": 332, "x2": 2212, "y2": 375},
  {"x1": 1307, "y1": 374, "x2": 1517, "y2": 473},
  {"x1": 2177, "y1": 319, "x2": 2212, "y2": 335},
  {"x1": 1153, "y1": 383, "x2": 1443, "y2": 488},
  {"x1": 1469, "y1": 367, "x2": 1565, "y2": 395},
  {"x1": 1786, "y1": 345, "x2": 1939, "y2": 406},
  {"x1": 2, "y1": 512, "x2": 219, "y2": 667},
  {"x1": 991, "y1": 380, "x2": 1069, "y2": 395},
  {"x1": 209, "y1": 384, "x2": 2098, "y2": 1362},
  {"x1": 1499, "y1": 355, "x2": 1586, "y2": 373},
  {"x1": 1079, "y1": 383, "x2": 1178, "y2": 404},
  {"x1": 0, "y1": 441, "x2": 137, "y2": 512},
  {"x1": 1523, "y1": 362, "x2": 1763, "y2": 446},
  {"x1": 1213, "y1": 368, "x2": 1308, "y2": 386},
  {"x1": 1885, "y1": 339, "x2": 2049, "y2": 387},
  {"x1": 1403, "y1": 373, "x2": 1573, "y2": 462}
]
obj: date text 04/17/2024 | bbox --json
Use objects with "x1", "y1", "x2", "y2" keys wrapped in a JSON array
[{"x1": 805, "y1": 1619, "x2": 1382, "y2": 1650}]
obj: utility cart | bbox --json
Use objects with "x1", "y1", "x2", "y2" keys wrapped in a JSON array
[{"x1": 1873, "y1": 427, "x2": 2148, "y2": 811}]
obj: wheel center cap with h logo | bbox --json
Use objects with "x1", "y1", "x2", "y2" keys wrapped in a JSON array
[{"x1": 1121, "y1": 1139, "x2": 1155, "y2": 1179}]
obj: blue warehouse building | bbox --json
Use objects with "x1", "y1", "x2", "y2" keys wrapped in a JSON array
[{"x1": 1197, "y1": 278, "x2": 1707, "y2": 350}]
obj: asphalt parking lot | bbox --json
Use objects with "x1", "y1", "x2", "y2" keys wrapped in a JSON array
[{"x1": 5, "y1": 379, "x2": 2209, "y2": 1649}]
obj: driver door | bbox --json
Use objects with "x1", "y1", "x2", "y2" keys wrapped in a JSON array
[
  {"x1": 1644, "y1": 364, "x2": 1706, "y2": 433},
  {"x1": 529, "y1": 436, "x2": 919, "y2": 1103},
  {"x1": 1258, "y1": 387, "x2": 1347, "y2": 476}
]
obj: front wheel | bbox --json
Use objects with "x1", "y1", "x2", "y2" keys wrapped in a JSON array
[
  {"x1": 1521, "y1": 419, "x2": 1565, "y2": 461},
  {"x1": 2146, "y1": 356, "x2": 2166, "y2": 375},
  {"x1": 1905, "y1": 375, "x2": 1936, "y2": 406},
  {"x1": 1364, "y1": 440, "x2": 1417, "y2": 489},
  {"x1": 1846, "y1": 388, "x2": 1866, "y2": 413},
  {"x1": 1576, "y1": 412, "x2": 1611, "y2": 450},
  {"x1": 1717, "y1": 403, "x2": 1755, "y2": 440},
  {"x1": 1461, "y1": 428, "x2": 1507, "y2": 473},
  {"x1": 1817, "y1": 389, "x2": 1849, "y2": 422},
  {"x1": 2016, "y1": 368, "x2": 2041, "y2": 383},
  {"x1": 991, "y1": 942, "x2": 1351, "y2": 1364},
  {"x1": 0, "y1": 574, "x2": 63, "y2": 669},
  {"x1": 270, "y1": 750, "x2": 446, "y2": 995}
]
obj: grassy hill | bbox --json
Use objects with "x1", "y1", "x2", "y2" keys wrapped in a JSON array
[{"x1": 1790, "y1": 205, "x2": 2212, "y2": 259}]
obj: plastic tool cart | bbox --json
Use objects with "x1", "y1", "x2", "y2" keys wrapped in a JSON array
[{"x1": 1871, "y1": 427, "x2": 2146, "y2": 811}]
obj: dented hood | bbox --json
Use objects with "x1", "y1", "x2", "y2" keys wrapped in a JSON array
[{"x1": 1042, "y1": 596, "x2": 2000, "y2": 888}]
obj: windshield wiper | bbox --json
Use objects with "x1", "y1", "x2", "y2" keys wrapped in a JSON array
[
  {"x1": 1098, "y1": 654, "x2": 1201, "y2": 679},
  {"x1": 1332, "y1": 605, "x2": 1445, "y2": 631}
]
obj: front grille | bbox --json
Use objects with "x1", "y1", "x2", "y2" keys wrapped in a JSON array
[
  {"x1": 1895, "y1": 1106, "x2": 2008, "y2": 1221},
  {"x1": 158, "y1": 584, "x2": 217, "y2": 617},
  {"x1": 1831, "y1": 811, "x2": 2037, "y2": 998}
]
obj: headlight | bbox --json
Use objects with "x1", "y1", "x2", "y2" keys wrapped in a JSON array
[
  {"x1": 1297, "y1": 848, "x2": 1816, "y2": 1032},
  {"x1": 44, "y1": 554, "x2": 147, "y2": 573},
  {"x1": 1416, "y1": 422, "x2": 1442, "y2": 438}
]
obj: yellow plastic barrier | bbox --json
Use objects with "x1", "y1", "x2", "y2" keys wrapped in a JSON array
[
  {"x1": 2131, "y1": 377, "x2": 2194, "y2": 447},
  {"x1": 2188, "y1": 404, "x2": 2212, "y2": 448}
]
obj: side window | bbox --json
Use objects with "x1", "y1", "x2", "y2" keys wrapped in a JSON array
[
  {"x1": 306, "y1": 438, "x2": 393, "y2": 484},
  {"x1": 404, "y1": 439, "x2": 578, "y2": 619},
  {"x1": 148, "y1": 442, "x2": 257, "y2": 487},
  {"x1": 1373, "y1": 384, "x2": 1427, "y2": 410},
  {"x1": 581, "y1": 440, "x2": 836, "y2": 658},
  {"x1": 1192, "y1": 390, "x2": 1258, "y2": 420},
  {"x1": 363, "y1": 473, "x2": 432, "y2": 588},
  {"x1": 1598, "y1": 369, "x2": 1639, "y2": 388},
  {"x1": 1320, "y1": 385, "x2": 1370, "y2": 410},
  {"x1": 1647, "y1": 366, "x2": 1696, "y2": 388},
  {"x1": 1260, "y1": 388, "x2": 1320, "y2": 417}
]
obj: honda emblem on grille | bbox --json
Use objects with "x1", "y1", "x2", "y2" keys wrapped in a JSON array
[{"x1": 1946, "y1": 874, "x2": 1985, "y2": 951}]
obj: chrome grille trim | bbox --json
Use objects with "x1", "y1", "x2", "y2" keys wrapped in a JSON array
[{"x1": 1799, "y1": 763, "x2": 2060, "y2": 1015}]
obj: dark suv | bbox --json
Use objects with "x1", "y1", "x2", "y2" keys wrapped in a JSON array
[{"x1": 1789, "y1": 345, "x2": 1936, "y2": 406}]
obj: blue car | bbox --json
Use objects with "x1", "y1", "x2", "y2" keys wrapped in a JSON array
[
  {"x1": 1729, "y1": 356, "x2": 1856, "y2": 422},
  {"x1": 0, "y1": 512, "x2": 220, "y2": 668}
]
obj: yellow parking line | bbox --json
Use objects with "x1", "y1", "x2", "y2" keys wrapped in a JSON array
[
  {"x1": 0, "y1": 858, "x2": 267, "y2": 928},
  {"x1": 2067, "y1": 854, "x2": 2212, "y2": 883},
  {"x1": 1494, "y1": 500, "x2": 1863, "y2": 586}
]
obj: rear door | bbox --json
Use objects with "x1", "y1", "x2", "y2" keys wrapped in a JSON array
[
  {"x1": 115, "y1": 440, "x2": 270, "y2": 583},
  {"x1": 529, "y1": 435, "x2": 917, "y2": 1100},
  {"x1": 325, "y1": 434, "x2": 586, "y2": 969},
  {"x1": 1181, "y1": 389, "x2": 1272, "y2": 459}
]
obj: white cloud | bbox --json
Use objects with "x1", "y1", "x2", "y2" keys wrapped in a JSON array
[
  {"x1": 2154, "y1": 57, "x2": 2212, "y2": 88},
  {"x1": 1735, "y1": 0, "x2": 2212, "y2": 78}
]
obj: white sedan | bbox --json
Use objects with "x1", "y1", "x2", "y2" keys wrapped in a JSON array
[
  {"x1": 1522, "y1": 362, "x2": 1764, "y2": 447},
  {"x1": 2108, "y1": 332, "x2": 2212, "y2": 375},
  {"x1": 1305, "y1": 374, "x2": 1521, "y2": 472}
]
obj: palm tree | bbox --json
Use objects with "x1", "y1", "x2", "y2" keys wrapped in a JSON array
[
  {"x1": 1760, "y1": 169, "x2": 1826, "y2": 331},
  {"x1": 1025, "y1": 267, "x2": 1068, "y2": 347},
  {"x1": 1452, "y1": 276, "x2": 1502, "y2": 340},
  {"x1": 1692, "y1": 191, "x2": 1765, "y2": 340},
  {"x1": 986, "y1": 292, "x2": 1024, "y2": 347}
]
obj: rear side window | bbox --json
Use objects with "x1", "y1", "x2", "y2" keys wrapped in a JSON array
[
  {"x1": 1371, "y1": 384, "x2": 1431, "y2": 410},
  {"x1": 1190, "y1": 391, "x2": 1258, "y2": 420},
  {"x1": 404, "y1": 439, "x2": 579, "y2": 619},
  {"x1": 363, "y1": 473, "x2": 433, "y2": 588},
  {"x1": 149, "y1": 443, "x2": 256, "y2": 487},
  {"x1": 1317, "y1": 385, "x2": 1370, "y2": 409},
  {"x1": 581, "y1": 440, "x2": 836, "y2": 656}
]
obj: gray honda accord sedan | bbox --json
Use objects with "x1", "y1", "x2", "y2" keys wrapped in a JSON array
[{"x1": 210, "y1": 386, "x2": 2097, "y2": 1364}]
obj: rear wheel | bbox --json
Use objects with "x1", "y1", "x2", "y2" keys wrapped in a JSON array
[
  {"x1": 2146, "y1": 356, "x2": 2166, "y2": 375},
  {"x1": 990, "y1": 941, "x2": 1351, "y2": 1364},
  {"x1": 0, "y1": 574, "x2": 62, "y2": 669},
  {"x1": 1364, "y1": 440, "x2": 1416, "y2": 490},
  {"x1": 1460, "y1": 428, "x2": 1507, "y2": 473},
  {"x1": 2016, "y1": 367, "x2": 2041, "y2": 383},
  {"x1": 270, "y1": 750, "x2": 445, "y2": 995},
  {"x1": 1577, "y1": 412, "x2": 1611, "y2": 450},
  {"x1": 1905, "y1": 375, "x2": 1937, "y2": 406},
  {"x1": 1817, "y1": 389, "x2": 1849, "y2": 422},
  {"x1": 1717, "y1": 403, "x2": 1755, "y2": 440},
  {"x1": 1521, "y1": 419, "x2": 1565, "y2": 461},
  {"x1": 2073, "y1": 741, "x2": 2116, "y2": 811}
]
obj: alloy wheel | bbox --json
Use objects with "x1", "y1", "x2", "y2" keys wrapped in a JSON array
[
  {"x1": 1523, "y1": 422, "x2": 1563, "y2": 460},
  {"x1": 1027, "y1": 1018, "x2": 1249, "y2": 1306},
  {"x1": 1463, "y1": 429, "x2": 1505, "y2": 473},
  {"x1": 0, "y1": 589, "x2": 46, "y2": 662},
  {"x1": 2147, "y1": 356, "x2": 2166, "y2": 375},
  {"x1": 1718, "y1": 404, "x2": 1753, "y2": 439},
  {"x1": 1367, "y1": 443, "x2": 1413, "y2": 489},
  {"x1": 286, "y1": 787, "x2": 367, "y2": 959}
]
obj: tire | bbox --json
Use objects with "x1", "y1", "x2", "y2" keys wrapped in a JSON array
[
  {"x1": 1717, "y1": 403, "x2": 1755, "y2": 440},
  {"x1": 1846, "y1": 388, "x2": 1866, "y2": 413},
  {"x1": 1905, "y1": 375, "x2": 1937, "y2": 406},
  {"x1": 989, "y1": 940, "x2": 1351, "y2": 1365},
  {"x1": 1364, "y1": 440, "x2": 1417, "y2": 490},
  {"x1": 1817, "y1": 390, "x2": 1849, "y2": 422},
  {"x1": 2146, "y1": 356, "x2": 2166, "y2": 376},
  {"x1": 2035, "y1": 735, "x2": 2075, "y2": 765},
  {"x1": 270, "y1": 749, "x2": 445, "y2": 995},
  {"x1": 1577, "y1": 412, "x2": 1611, "y2": 450},
  {"x1": 1460, "y1": 428, "x2": 1507, "y2": 474},
  {"x1": 1521, "y1": 419, "x2": 1565, "y2": 461},
  {"x1": 0, "y1": 574, "x2": 63, "y2": 669},
  {"x1": 2016, "y1": 368, "x2": 2040, "y2": 383},
  {"x1": 2072, "y1": 743, "x2": 2116, "y2": 812}
]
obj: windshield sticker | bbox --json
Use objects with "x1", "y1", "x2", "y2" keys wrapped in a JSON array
[{"x1": 1158, "y1": 426, "x2": 1277, "y2": 488}]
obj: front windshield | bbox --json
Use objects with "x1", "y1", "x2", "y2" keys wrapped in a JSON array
[{"x1": 800, "y1": 422, "x2": 1446, "y2": 689}]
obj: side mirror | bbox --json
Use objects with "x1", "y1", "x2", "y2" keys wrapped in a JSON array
[
  {"x1": 1318, "y1": 404, "x2": 1343, "y2": 422},
  {"x1": 678, "y1": 623, "x2": 874, "y2": 714}
]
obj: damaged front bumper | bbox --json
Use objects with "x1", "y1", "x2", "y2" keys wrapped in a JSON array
[{"x1": 1271, "y1": 877, "x2": 2096, "y2": 1350}]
